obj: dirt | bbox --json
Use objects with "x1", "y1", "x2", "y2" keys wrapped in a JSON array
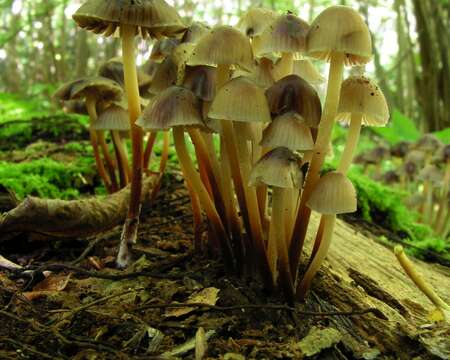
[{"x1": 0, "y1": 174, "x2": 449, "y2": 359}]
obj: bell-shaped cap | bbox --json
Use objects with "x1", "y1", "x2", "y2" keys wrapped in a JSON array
[
  {"x1": 255, "y1": 13, "x2": 309, "y2": 57},
  {"x1": 136, "y1": 86, "x2": 204, "y2": 130},
  {"x1": 249, "y1": 147, "x2": 303, "y2": 188},
  {"x1": 92, "y1": 104, "x2": 130, "y2": 130},
  {"x1": 265, "y1": 74, "x2": 322, "y2": 127},
  {"x1": 54, "y1": 76, "x2": 122, "y2": 102},
  {"x1": 181, "y1": 22, "x2": 211, "y2": 44},
  {"x1": 183, "y1": 65, "x2": 216, "y2": 102},
  {"x1": 261, "y1": 112, "x2": 314, "y2": 151},
  {"x1": 336, "y1": 76, "x2": 389, "y2": 126},
  {"x1": 236, "y1": 7, "x2": 278, "y2": 37},
  {"x1": 432, "y1": 144, "x2": 450, "y2": 164},
  {"x1": 208, "y1": 76, "x2": 271, "y2": 123},
  {"x1": 307, "y1": 171, "x2": 357, "y2": 214},
  {"x1": 150, "y1": 37, "x2": 180, "y2": 62},
  {"x1": 72, "y1": 0, "x2": 186, "y2": 38},
  {"x1": 417, "y1": 164, "x2": 443, "y2": 185},
  {"x1": 147, "y1": 56, "x2": 178, "y2": 95},
  {"x1": 291, "y1": 59, "x2": 325, "y2": 85},
  {"x1": 234, "y1": 57, "x2": 275, "y2": 89},
  {"x1": 413, "y1": 134, "x2": 443, "y2": 153},
  {"x1": 188, "y1": 25, "x2": 254, "y2": 71},
  {"x1": 390, "y1": 141, "x2": 411, "y2": 158},
  {"x1": 307, "y1": 6, "x2": 372, "y2": 65}
]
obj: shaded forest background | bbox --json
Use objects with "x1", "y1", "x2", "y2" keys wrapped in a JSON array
[{"x1": 0, "y1": 0, "x2": 449, "y2": 132}]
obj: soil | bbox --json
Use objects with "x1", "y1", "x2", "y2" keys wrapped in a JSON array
[{"x1": 0, "y1": 174, "x2": 449, "y2": 359}]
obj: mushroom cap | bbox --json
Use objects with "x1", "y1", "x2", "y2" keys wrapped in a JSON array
[
  {"x1": 291, "y1": 59, "x2": 325, "y2": 85},
  {"x1": 265, "y1": 74, "x2": 322, "y2": 127},
  {"x1": 307, "y1": 5, "x2": 372, "y2": 65},
  {"x1": 307, "y1": 171, "x2": 357, "y2": 214},
  {"x1": 432, "y1": 144, "x2": 450, "y2": 164},
  {"x1": 150, "y1": 37, "x2": 180, "y2": 62},
  {"x1": 136, "y1": 86, "x2": 204, "y2": 130},
  {"x1": 54, "y1": 77, "x2": 123, "y2": 102},
  {"x1": 249, "y1": 147, "x2": 303, "y2": 188},
  {"x1": 261, "y1": 112, "x2": 314, "y2": 152},
  {"x1": 147, "y1": 56, "x2": 178, "y2": 95},
  {"x1": 390, "y1": 141, "x2": 411, "y2": 158},
  {"x1": 414, "y1": 134, "x2": 443, "y2": 153},
  {"x1": 236, "y1": 7, "x2": 278, "y2": 37},
  {"x1": 363, "y1": 145, "x2": 390, "y2": 164},
  {"x1": 336, "y1": 76, "x2": 389, "y2": 127},
  {"x1": 404, "y1": 149, "x2": 426, "y2": 166},
  {"x1": 233, "y1": 57, "x2": 275, "y2": 89},
  {"x1": 254, "y1": 13, "x2": 310, "y2": 57},
  {"x1": 62, "y1": 99, "x2": 89, "y2": 115},
  {"x1": 181, "y1": 22, "x2": 211, "y2": 44},
  {"x1": 381, "y1": 170, "x2": 400, "y2": 185},
  {"x1": 417, "y1": 164, "x2": 443, "y2": 185},
  {"x1": 188, "y1": 25, "x2": 254, "y2": 71},
  {"x1": 208, "y1": 76, "x2": 271, "y2": 123},
  {"x1": 92, "y1": 103, "x2": 130, "y2": 130},
  {"x1": 183, "y1": 65, "x2": 216, "y2": 102},
  {"x1": 72, "y1": 0, "x2": 186, "y2": 38}
]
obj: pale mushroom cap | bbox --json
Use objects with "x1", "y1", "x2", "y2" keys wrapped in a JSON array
[
  {"x1": 307, "y1": 5, "x2": 372, "y2": 65},
  {"x1": 181, "y1": 22, "x2": 211, "y2": 44},
  {"x1": 255, "y1": 13, "x2": 310, "y2": 56},
  {"x1": 261, "y1": 112, "x2": 314, "y2": 151},
  {"x1": 291, "y1": 59, "x2": 325, "y2": 85},
  {"x1": 92, "y1": 104, "x2": 130, "y2": 130},
  {"x1": 265, "y1": 74, "x2": 322, "y2": 127},
  {"x1": 336, "y1": 76, "x2": 389, "y2": 126},
  {"x1": 307, "y1": 171, "x2": 357, "y2": 214},
  {"x1": 188, "y1": 25, "x2": 254, "y2": 71},
  {"x1": 249, "y1": 147, "x2": 303, "y2": 188},
  {"x1": 150, "y1": 37, "x2": 180, "y2": 62},
  {"x1": 236, "y1": 7, "x2": 278, "y2": 37},
  {"x1": 72, "y1": 0, "x2": 186, "y2": 38},
  {"x1": 233, "y1": 57, "x2": 275, "y2": 89},
  {"x1": 54, "y1": 77, "x2": 123, "y2": 102},
  {"x1": 136, "y1": 86, "x2": 204, "y2": 130},
  {"x1": 417, "y1": 164, "x2": 443, "y2": 185},
  {"x1": 208, "y1": 76, "x2": 271, "y2": 123}
]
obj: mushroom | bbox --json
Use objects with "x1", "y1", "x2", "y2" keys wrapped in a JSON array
[
  {"x1": 73, "y1": 0, "x2": 186, "y2": 267},
  {"x1": 433, "y1": 144, "x2": 450, "y2": 234},
  {"x1": 236, "y1": 7, "x2": 278, "y2": 38},
  {"x1": 249, "y1": 147, "x2": 303, "y2": 301},
  {"x1": 417, "y1": 164, "x2": 443, "y2": 224},
  {"x1": 180, "y1": 22, "x2": 211, "y2": 44},
  {"x1": 291, "y1": 59, "x2": 325, "y2": 86},
  {"x1": 298, "y1": 171, "x2": 357, "y2": 298},
  {"x1": 150, "y1": 37, "x2": 180, "y2": 63}
]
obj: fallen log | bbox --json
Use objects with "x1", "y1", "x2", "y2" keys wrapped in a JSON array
[{"x1": 0, "y1": 175, "x2": 157, "y2": 239}]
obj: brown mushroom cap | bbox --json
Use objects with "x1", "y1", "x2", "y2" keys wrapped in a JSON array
[
  {"x1": 413, "y1": 134, "x2": 443, "y2": 154},
  {"x1": 92, "y1": 103, "x2": 130, "y2": 130},
  {"x1": 236, "y1": 7, "x2": 278, "y2": 38},
  {"x1": 261, "y1": 112, "x2": 314, "y2": 152},
  {"x1": 307, "y1": 171, "x2": 357, "y2": 214},
  {"x1": 147, "y1": 56, "x2": 178, "y2": 95},
  {"x1": 188, "y1": 25, "x2": 254, "y2": 71},
  {"x1": 432, "y1": 144, "x2": 450, "y2": 164},
  {"x1": 390, "y1": 141, "x2": 411, "y2": 158},
  {"x1": 136, "y1": 86, "x2": 204, "y2": 130},
  {"x1": 254, "y1": 13, "x2": 310, "y2": 57},
  {"x1": 307, "y1": 5, "x2": 372, "y2": 65},
  {"x1": 417, "y1": 164, "x2": 443, "y2": 186},
  {"x1": 265, "y1": 74, "x2": 322, "y2": 127},
  {"x1": 54, "y1": 76, "x2": 123, "y2": 103},
  {"x1": 182, "y1": 65, "x2": 216, "y2": 102},
  {"x1": 180, "y1": 22, "x2": 211, "y2": 44},
  {"x1": 336, "y1": 75, "x2": 389, "y2": 126},
  {"x1": 249, "y1": 147, "x2": 303, "y2": 188},
  {"x1": 72, "y1": 0, "x2": 186, "y2": 38},
  {"x1": 208, "y1": 76, "x2": 271, "y2": 123},
  {"x1": 150, "y1": 37, "x2": 180, "y2": 62}
]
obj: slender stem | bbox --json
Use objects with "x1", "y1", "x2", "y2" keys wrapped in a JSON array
[
  {"x1": 148, "y1": 131, "x2": 170, "y2": 204},
  {"x1": 297, "y1": 214, "x2": 336, "y2": 299},
  {"x1": 434, "y1": 160, "x2": 450, "y2": 233},
  {"x1": 272, "y1": 187, "x2": 294, "y2": 302},
  {"x1": 143, "y1": 132, "x2": 157, "y2": 170},
  {"x1": 289, "y1": 52, "x2": 345, "y2": 284},
  {"x1": 337, "y1": 114, "x2": 363, "y2": 174},
  {"x1": 173, "y1": 127, "x2": 235, "y2": 270},
  {"x1": 85, "y1": 96, "x2": 113, "y2": 193},
  {"x1": 112, "y1": 130, "x2": 129, "y2": 187},
  {"x1": 117, "y1": 24, "x2": 144, "y2": 267},
  {"x1": 98, "y1": 130, "x2": 118, "y2": 192},
  {"x1": 284, "y1": 187, "x2": 297, "y2": 243},
  {"x1": 183, "y1": 167, "x2": 203, "y2": 253}
]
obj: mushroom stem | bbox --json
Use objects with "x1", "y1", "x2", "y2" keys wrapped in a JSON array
[
  {"x1": 394, "y1": 245, "x2": 450, "y2": 313},
  {"x1": 184, "y1": 169, "x2": 203, "y2": 253},
  {"x1": 148, "y1": 131, "x2": 170, "y2": 204},
  {"x1": 337, "y1": 113, "x2": 363, "y2": 174},
  {"x1": 173, "y1": 127, "x2": 235, "y2": 270},
  {"x1": 98, "y1": 131, "x2": 118, "y2": 192},
  {"x1": 297, "y1": 214, "x2": 336, "y2": 299},
  {"x1": 112, "y1": 130, "x2": 130, "y2": 187},
  {"x1": 85, "y1": 96, "x2": 113, "y2": 193},
  {"x1": 275, "y1": 52, "x2": 294, "y2": 80},
  {"x1": 271, "y1": 187, "x2": 294, "y2": 301},
  {"x1": 289, "y1": 52, "x2": 345, "y2": 283},
  {"x1": 117, "y1": 24, "x2": 144, "y2": 267},
  {"x1": 143, "y1": 132, "x2": 157, "y2": 170},
  {"x1": 434, "y1": 160, "x2": 450, "y2": 233}
]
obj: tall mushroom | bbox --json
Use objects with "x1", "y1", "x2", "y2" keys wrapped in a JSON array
[{"x1": 73, "y1": 0, "x2": 186, "y2": 267}]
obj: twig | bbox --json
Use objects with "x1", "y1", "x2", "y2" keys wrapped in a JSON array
[
  {"x1": 71, "y1": 236, "x2": 107, "y2": 265},
  {"x1": 134, "y1": 302, "x2": 383, "y2": 318},
  {"x1": 1, "y1": 337, "x2": 67, "y2": 360}
]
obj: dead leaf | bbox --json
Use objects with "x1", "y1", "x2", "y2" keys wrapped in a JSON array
[
  {"x1": 0, "y1": 254, "x2": 22, "y2": 270},
  {"x1": 298, "y1": 326, "x2": 342, "y2": 357},
  {"x1": 195, "y1": 327, "x2": 207, "y2": 360},
  {"x1": 23, "y1": 273, "x2": 72, "y2": 301},
  {"x1": 164, "y1": 287, "x2": 219, "y2": 318}
]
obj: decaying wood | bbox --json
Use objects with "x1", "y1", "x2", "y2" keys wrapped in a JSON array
[{"x1": 0, "y1": 175, "x2": 157, "y2": 239}]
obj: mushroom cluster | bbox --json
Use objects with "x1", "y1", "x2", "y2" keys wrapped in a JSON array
[
  {"x1": 59, "y1": 2, "x2": 390, "y2": 302},
  {"x1": 356, "y1": 136, "x2": 449, "y2": 238}
]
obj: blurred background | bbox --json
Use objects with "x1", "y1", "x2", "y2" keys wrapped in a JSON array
[{"x1": 0, "y1": 0, "x2": 449, "y2": 132}]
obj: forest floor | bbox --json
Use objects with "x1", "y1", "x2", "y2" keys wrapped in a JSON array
[{"x1": 1, "y1": 173, "x2": 449, "y2": 359}]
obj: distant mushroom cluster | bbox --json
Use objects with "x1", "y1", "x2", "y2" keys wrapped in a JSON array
[
  {"x1": 55, "y1": 1, "x2": 390, "y2": 302},
  {"x1": 356, "y1": 136, "x2": 450, "y2": 238}
]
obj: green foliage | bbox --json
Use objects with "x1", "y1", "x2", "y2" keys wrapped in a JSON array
[
  {"x1": 433, "y1": 127, "x2": 450, "y2": 144},
  {"x1": 0, "y1": 157, "x2": 97, "y2": 200},
  {"x1": 371, "y1": 109, "x2": 421, "y2": 144},
  {"x1": 0, "y1": 92, "x2": 53, "y2": 123}
]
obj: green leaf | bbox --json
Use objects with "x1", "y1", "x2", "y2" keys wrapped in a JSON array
[
  {"x1": 432, "y1": 128, "x2": 450, "y2": 144},
  {"x1": 372, "y1": 110, "x2": 420, "y2": 144}
]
